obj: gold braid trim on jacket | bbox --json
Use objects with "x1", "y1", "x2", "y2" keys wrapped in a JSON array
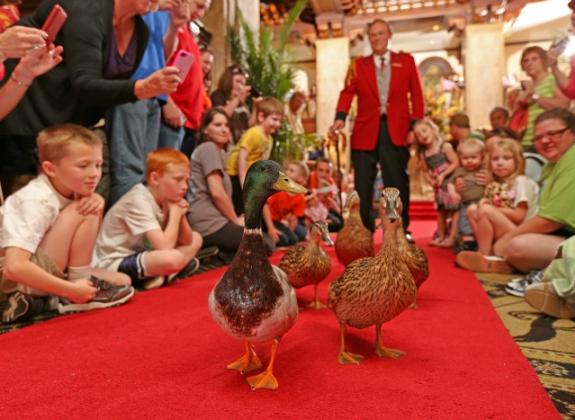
[{"x1": 345, "y1": 58, "x2": 360, "y2": 87}]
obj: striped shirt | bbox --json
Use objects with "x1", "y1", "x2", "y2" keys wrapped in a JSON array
[{"x1": 523, "y1": 73, "x2": 557, "y2": 146}]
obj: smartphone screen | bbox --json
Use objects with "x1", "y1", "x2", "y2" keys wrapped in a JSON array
[
  {"x1": 42, "y1": 4, "x2": 68, "y2": 46},
  {"x1": 172, "y1": 50, "x2": 194, "y2": 81}
]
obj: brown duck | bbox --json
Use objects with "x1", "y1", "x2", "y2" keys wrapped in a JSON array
[
  {"x1": 279, "y1": 220, "x2": 333, "y2": 309},
  {"x1": 335, "y1": 191, "x2": 374, "y2": 266},
  {"x1": 396, "y1": 201, "x2": 429, "y2": 308},
  {"x1": 328, "y1": 187, "x2": 417, "y2": 365}
]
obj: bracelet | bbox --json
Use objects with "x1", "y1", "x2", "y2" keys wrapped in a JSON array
[{"x1": 10, "y1": 73, "x2": 32, "y2": 87}]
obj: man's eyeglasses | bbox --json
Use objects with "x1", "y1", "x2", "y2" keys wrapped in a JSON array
[{"x1": 533, "y1": 127, "x2": 569, "y2": 143}]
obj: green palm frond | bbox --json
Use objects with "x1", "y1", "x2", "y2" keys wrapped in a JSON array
[
  {"x1": 278, "y1": 0, "x2": 307, "y2": 58},
  {"x1": 228, "y1": 1, "x2": 307, "y2": 100}
]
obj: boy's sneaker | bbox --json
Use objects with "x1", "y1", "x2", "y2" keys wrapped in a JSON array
[
  {"x1": 505, "y1": 269, "x2": 544, "y2": 297},
  {"x1": 166, "y1": 257, "x2": 200, "y2": 284},
  {"x1": 524, "y1": 282, "x2": 575, "y2": 319},
  {"x1": 57, "y1": 277, "x2": 134, "y2": 314},
  {"x1": 196, "y1": 246, "x2": 219, "y2": 260},
  {"x1": 143, "y1": 276, "x2": 165, "y2": 290},
  {"x1": 1, "y1": 292, "x2": 52, "y2": 324}
]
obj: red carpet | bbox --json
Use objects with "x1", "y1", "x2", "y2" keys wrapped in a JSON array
[
  {"x1": 409, "y1": 200, "x2": 437, "y2": 221},
  {"x1": 0, "y1": 221, "x2": 559, "y2": 419}
]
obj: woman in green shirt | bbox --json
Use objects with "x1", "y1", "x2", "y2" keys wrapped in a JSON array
[{"x1": 515, "y1": 47, "x2": 569, "y2": 150}]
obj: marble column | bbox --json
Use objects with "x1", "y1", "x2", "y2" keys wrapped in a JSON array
[
  {"x1": 203, "y1": 0, "x2": 260, "y2": 88},
  {"x1": 202, "y1": 0, "x2": 229, "y2": 87},
  {"x1": 463, "y1": 22, "x2": 505, "y2": 129},
  {"x1": 315, "y1": 37, "x2": 350, "y2": 136}
]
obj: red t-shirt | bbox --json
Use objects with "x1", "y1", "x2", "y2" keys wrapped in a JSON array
[
  {"x1": 169, "y1": 26, "x2": 204, "y2": 130},
  {"x1": 267, "y1": 191, "x2": 306, "y2": 222}
]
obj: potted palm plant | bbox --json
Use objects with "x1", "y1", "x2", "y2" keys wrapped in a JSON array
[{"x1": 228, "y1": 0, "x2": 320, "y2": 163}]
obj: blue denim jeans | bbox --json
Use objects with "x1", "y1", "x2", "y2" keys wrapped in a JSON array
[
  {"x1": 158, "y1": 122, "x2": 184, "y2": 150},
  {"x1": 458, "y1": 202, "x2": 475, "y2": 237},
  {"x1": 106, "y1": 99, "x2": 161, "y2": 205}
]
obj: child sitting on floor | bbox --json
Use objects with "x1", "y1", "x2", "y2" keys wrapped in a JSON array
[
  {"x1": 0, "y1": 124, "x2": 134, "y2": 323},
  {"x1": 225, "y1": 96, "x2": 284, "y2": 215},
  {"x1": 266, "y1": 160, "x2": 308, "y2": 246},
  {"x1": 308, "y1": 157, "x2": 342, "y2": 232},
  {"x1": 93, "y1": 148, "x2": 203, "y2": 290},
  {"x1": 456, "y1": 138, "x2": 539, "y2": 271}
]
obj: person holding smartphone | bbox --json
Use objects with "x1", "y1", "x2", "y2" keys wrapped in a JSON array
[
  {"x1": 161, "y1": 0, "x2": 212, "y2": 159},
  {"x1": 547, "y1": 4, "x2": 575, "y2": 99},
  {"x1": 514, "y1": 46, "x2": 569, "y2": 152},
  {"x1": 0, "y1": 0, "x2": 181, "y2": 197},
  {"x1": 105, "y1": 0, "x2": 195, "y2": 206}
]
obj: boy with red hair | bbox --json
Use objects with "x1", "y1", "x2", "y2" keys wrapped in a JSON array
[{"x1": 93, "y1": 148, "x2": 202, "y2": 289}]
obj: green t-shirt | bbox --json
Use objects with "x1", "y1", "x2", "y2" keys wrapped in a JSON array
[
  {"x1": 538, "y1": 144, "x2": 575, "y2": 230},
  {"x1": 523, "y1": 74, "x2": 557, "y2": 146}
]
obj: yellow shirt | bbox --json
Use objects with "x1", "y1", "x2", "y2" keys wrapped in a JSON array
[{"x1": 225, "y1": 125, "x2": 272, "y2": 176}]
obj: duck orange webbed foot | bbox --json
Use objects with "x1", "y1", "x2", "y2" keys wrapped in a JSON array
[
  {"x1": 306, "y1": 299, "x2": 327, "y2": 310},
  {"x1": 375, "y1": 345, "x2": 405, "y2": 359},
  {"x1": 338, "y1": 351, "x2": 364, "y2": 365},
  {"x1": 227, "y1": 342, "x2": 263, "y2": 374},
  {"x1": 246, "y1": 370, "x2": 279, "y2": 390}
]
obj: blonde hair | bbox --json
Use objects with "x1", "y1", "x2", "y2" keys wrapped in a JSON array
[
  {"x1": 37, "y1": 124, "x2": 102, "y2": 163},
  {"x1": 488, "y1": 137, "x2": 525, "y2": 181},
  {"x1": 255, "y1": 96, "x2": 284, "y2": 118},
  {"x1": 286, "y1": 159, "x2": 309, "y2": 183},
  {"x1": 146, "y1": 148, "x2": 190, "y2": 179},
  {"x1": 457, "y1": 138, "x2": 485, "y2": 156},
  {"x1": 414, "y1": 118, "x2": 443, "y2": 156}
]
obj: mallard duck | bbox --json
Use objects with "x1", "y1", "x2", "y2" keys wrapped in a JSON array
[
  {"x1": 396, "y1": 202, "x2": 429, "y2": 309},
  {"x1": 335, "y1": 191, "x2": 374, "y2": 266},
  {"x1": 278, "y1": 220, "x2": 333, "y2": 309},
  {"x1": 208, "y1": 160, "x2": 307, "y2": 390},
  {"x1": 328, "y1": 187, "x2": 417, "y2": 365}
]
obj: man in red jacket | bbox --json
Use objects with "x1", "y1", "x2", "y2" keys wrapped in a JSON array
[{"x1": 330, "y1": 19, "x2": 424, "y2": 234}]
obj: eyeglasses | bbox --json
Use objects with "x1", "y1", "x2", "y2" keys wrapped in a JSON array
[{"x1": 533, "y1": 127, "x2": 569, "y2": 143}]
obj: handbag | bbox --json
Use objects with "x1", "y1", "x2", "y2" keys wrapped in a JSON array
[{"x1": 509, "y1": 106, "x2": 528, "y2": 134}]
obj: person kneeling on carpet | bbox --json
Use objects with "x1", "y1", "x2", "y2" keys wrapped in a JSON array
[
  {"x1": 0, "y1": 124, "x2": 134, "y2": 324},
  {"x1": 455, "y1": 109, "x2": 575, "y2": 297},
  {"x1": 92, "y1": 148, "x2": 203, "y2": 290},
  {"x1": 524, "y1": 234, "x2": 575, "y2": 319},
  {"x1": 456, "y1": 137, "x2": 539, "y2": 273}
]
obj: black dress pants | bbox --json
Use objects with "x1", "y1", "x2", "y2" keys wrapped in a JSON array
[{"x1": 351, "y1": 115, "x2": 410, "y2": 231}]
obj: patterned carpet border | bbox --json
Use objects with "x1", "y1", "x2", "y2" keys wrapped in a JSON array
[{"x1": 478, "y1": 273, "x2": 575, "y2": 419}]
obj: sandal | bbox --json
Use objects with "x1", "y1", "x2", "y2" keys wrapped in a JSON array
[
  {"x1": 428, "y1": 238, "x2": 444, "y2": 246},
  {"x1": 437, "y1": 238, "x2": 454, "y2": 248}
]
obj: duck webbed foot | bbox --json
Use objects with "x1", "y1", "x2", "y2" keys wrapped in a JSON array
[
  {"x1": 246, "y1": 338, "x2": 281, "y2": 390},
  {"x1": 374, "y1": 324, "x2": 405, "y2": 359},
  {"x1": 374, "y1": 345, "x2": 405, "y2": 359},
  {"x1": 227, "y1": 341, "x2": 262, "y2": 374},
  {"x1": 307, "y1": 284, "x2": 327, "y2": 310},
  {"x1": 338, "y1": 351, "x2": 364, "y2": 365},
  {"x1": 337, "y1": 322, "x2": 364, "y2": 365}
]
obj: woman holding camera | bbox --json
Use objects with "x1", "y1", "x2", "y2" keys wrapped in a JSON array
[
  {"x1": 515, "y1": 46, "x2": 569, "y2": 151},
  {"x1": 210, "y1": 65, "x2": 253, "y2": 145},
  {"x1": 0, "y1": 0, "x2": 180, "y2": 196}
]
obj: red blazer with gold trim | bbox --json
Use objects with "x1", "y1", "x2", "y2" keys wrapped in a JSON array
[{"x1": 335, "y1": 51, "x2": 425, "y2": 150}]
